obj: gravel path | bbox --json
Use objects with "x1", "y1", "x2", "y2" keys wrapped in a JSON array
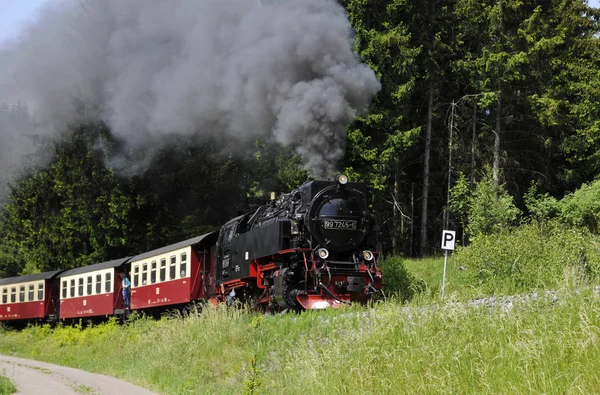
[{"x1": 0, "y1": 355, "x2": 157, "y2": 395}]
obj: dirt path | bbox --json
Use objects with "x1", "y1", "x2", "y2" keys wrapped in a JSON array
[{"x1": 0, "y1": 355, "x2": 157, "y2": 395}]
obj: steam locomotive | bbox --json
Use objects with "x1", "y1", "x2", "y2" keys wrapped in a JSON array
[
  {"x1": 0, "y1": 175, "x2": 381, "y2": 324},
  {"x1": 215, "y1": 174, "x2": 382, "y2": 310}
]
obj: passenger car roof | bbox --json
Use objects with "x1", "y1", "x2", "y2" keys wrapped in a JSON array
[
  {"x1": 0, "y1": 270, "x2": 64, "y2": 286},
  {"x1": 58, "y1": 257, "x2": 131, "y2": 277},
  {"x1": 131, "y1": 232, "x2": 218, "y2": 263}
]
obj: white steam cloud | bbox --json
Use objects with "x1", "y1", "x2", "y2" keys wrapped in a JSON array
[{"x1": 0, "y1": 0, "x2": 380, "y2": 194}]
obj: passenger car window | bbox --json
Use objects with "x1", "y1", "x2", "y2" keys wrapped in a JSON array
[
  {"x1": 142, "y1": 264, "x2": 148, "y2": 285},
  {"x1": 151, "y1": 261, "x2": 157, "y2": 284},
  {"x1": 1, "y1": 288, "x2": 6, "y2": 304},
  {"x1": 28, "y1": 284, "x2": 34, "y2": 301},
  {"x1": 169, "y1": 256, "x2": 176, "y2": 280},
  {"x1": 70, "y1": 279, "x2": 75, "y2": 297},
  {"x1": 10, "y1": 287, "x2": 16, "y2": 303},
  {"x1": 96, "y1": 274, "x2": 102, "y2": 294},
  {"x1": 19, "y1": 286, "x2": 25, "y2": 302},
  {"x1": 180, "y1": 253, "x2": 187, "y2": 277},
  {"x1": 87, "y1": 276, "x2": 93, "y2": 295},
  {"x1": 62, "y1": 281, "x2": 67, "y2": 298},
  {"x1": 78, "y1": 278, "x2": 84, "y2": 296},
  {"x1": 105, "y1": 273, "x2": 112, "y2": 293},
  {"x1": 133, "y1": 265, "x2": 139, "y2": 287},
  {"x1": 160, "y1": 259, "x2": 166, "y2": 282},
  {"x1": 37, "y1": 283, "x2": 43, "y2": 300}
]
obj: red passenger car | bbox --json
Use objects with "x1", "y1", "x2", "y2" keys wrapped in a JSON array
[
  {"x1": 58, "y1": 258, "x2": 130, "y2": 320},
  {"x1": 129, "y1": 233, "x2": 217, "y2": 310},
  {"x1": 0, "y1": 270, "x2": 62, "y2": 322}
]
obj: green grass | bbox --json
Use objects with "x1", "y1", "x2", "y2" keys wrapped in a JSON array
[
  {"x1": 402, "y1": 255, "x2": 476, "y2": 299},
  {"x1": 0, "y1": 371, "x2": 17, "y2": 395},
  {"x1": 1, "y1": 289, "x2": 600, "y2": 394}
]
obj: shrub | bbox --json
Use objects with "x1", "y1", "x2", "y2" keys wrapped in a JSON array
[
  {"x1": 454, "y1": 220, "x2": 600, "y2": 293},
  {"x1": 379, "y1": 256, "x2": 426, "y2": 301}
]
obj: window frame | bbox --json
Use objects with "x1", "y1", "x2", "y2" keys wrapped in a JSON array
[
  {"x1": 78, "y1": 278, "x2": 84, "y2": 297},
  {"x1": 19, "y1": 286, "x2": 25, "y2": 302},
  {"x1": 96, "y1": 274, "x2": 102, "y2": 294},
  {"x1": 37, "y1": 283, "x2": 44, "y2": 301}
]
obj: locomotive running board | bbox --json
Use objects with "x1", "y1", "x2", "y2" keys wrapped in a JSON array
[{"x1": 296, "y1": 294, "x2": 351, "y2": 310}]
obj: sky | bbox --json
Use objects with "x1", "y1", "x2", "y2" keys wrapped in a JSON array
[
  {"x1": 0, "y1": 0, "x2": 57, "y2": 45},
  {"x1": 0, "y1": 0, "x2": 599, "y2": 45}
]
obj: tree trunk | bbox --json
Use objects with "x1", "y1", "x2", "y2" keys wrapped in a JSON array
[
  {"x1": 420, "y1": 83, "x2": 434, "y2": 257},
  {"x1": 493, "y1": 93, "x2": 502, "y2": 185},
  {"x1": 392, "y1": 172, "x2": 399, "y2": 254}
]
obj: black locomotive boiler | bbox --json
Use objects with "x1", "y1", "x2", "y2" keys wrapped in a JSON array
[{"x1": 212, "y1": 174, "x2": 382, "y2": 310}]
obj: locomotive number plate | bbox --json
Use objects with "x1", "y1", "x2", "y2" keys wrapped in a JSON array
[{"x1": 324, "y1": 220, "x2": 357, "y2": 230}]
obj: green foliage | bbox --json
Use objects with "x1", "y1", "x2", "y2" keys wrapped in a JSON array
[
  {"x1": 0, "y1": 372, "x2": 16, "y2": 395},
  {"x1": 523, "y1": 182, "x2": 560, "y2": 221},
  {"x1": 449, "y1": 171, "x2": 470, "y2": 233},
  {"x1": 558, "y1": 180, "x2": 600, "y2": 234},
  {"x1": 379, "y1": 256, "x2": 425, "y2": 301},
  {"x1": 467, "y1": 167, "x2": 521, "y2": 239},
  {"x1": 454, "y1": 220, "x2": 600, "y2": 294},
  {"x1": 244, "y1": 355, "x2": 264, "y2": 395},
  {"x1": 526, "y1": 179, "x2": 600, "y2": 235}
]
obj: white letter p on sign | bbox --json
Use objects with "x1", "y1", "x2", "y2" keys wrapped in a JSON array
[{"x1": 441, "y1": 230, "x2": 456, "y2": 250}]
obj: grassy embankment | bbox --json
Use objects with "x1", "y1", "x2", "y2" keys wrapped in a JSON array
[
  {"x1": 1, "y1": 286, "x2": 600, "y2": 394},
  {"x1": 0, "y1": 372, "x2": 16, "y2": 395}
]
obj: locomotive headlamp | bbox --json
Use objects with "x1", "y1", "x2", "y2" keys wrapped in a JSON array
[
  {"x1": 336, "y1": 174, "x2": 348, "y2": 185},
  {"x1": 362, "y1": 250, "x2": 374, "y2": 261},
  {"x1": 317, "y1": 248, "x2": 329, "y2": 260}
]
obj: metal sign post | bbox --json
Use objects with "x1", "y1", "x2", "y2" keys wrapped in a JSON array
[{"x1": 440, "y1": 230, "x2": 455, "y2": 300}]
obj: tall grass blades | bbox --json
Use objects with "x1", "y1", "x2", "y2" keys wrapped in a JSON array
[
  {"x1": 1, "y1": 291, "x2": 600, "y2": 394},
  {"x1": 0, "y1": 370, "x2": 17, "y2": 395}
]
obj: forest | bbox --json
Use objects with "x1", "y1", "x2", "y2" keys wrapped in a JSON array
[{"x1": 1, "y1": 0, "x2": 600, "y2": 277}]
